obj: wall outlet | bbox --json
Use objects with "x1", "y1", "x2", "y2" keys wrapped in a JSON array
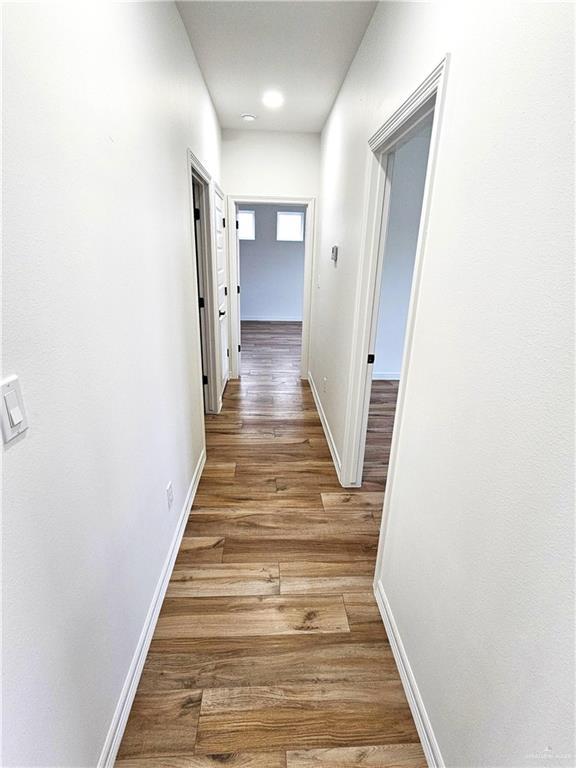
[
  {"x1": 166, "y1": 481, "x2": 174, "y2": 510},
  {"x1": 322, "y1": 376, "x2": 328, "y2": 394}
]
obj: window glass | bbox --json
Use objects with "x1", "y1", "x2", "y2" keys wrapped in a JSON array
[
  {"x1": 276, "y1": 211, "x2": 304, "y2": 242},
  {"x1": 238, "y1": 210, "x2": 255, "y2": 240}
]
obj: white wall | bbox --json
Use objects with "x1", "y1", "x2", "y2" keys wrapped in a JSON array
[
  {"x1": 2, "y1": 4, "x2": 220, "y2": 766},
  {"x1": 239, "y1": 204, "x2": 306, "y2": 321},
  {"x1": 222, "y1": 129, "x2": 320, "y2": 198},
  {"x1": 373, "y1": 119, "x2": 432, "y2": 379},
  {"x1": 310, "y1": 3, "x2": 574, "y2": 767}
]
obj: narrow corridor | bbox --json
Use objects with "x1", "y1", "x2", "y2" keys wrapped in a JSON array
[{"x1": 116, "y1": 321, "x2": 424, "y2": 766}]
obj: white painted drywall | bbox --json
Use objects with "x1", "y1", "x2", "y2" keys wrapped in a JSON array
[
  {"x1": 310, "y1": 3, "x2": 574, "y2": 766},
  {"x1": 222, "y1": 129, "x2": 320, "y2": 198},
  {"x1": 177, "y1": 1, "x2": 377, "y2": 132},
  {"x1": 2, "y1": 4, "x2": 220, "y2": 766},
  {"x1": 373, "y1": 119, "x2": 432, "y2": 380},
  {"x1": 238, "y1": 204, "x2": 306, "y2": 321}
]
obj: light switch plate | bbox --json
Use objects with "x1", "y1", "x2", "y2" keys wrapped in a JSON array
[{"x1": 1, "y1": 376, "x2": 28, "y2": 444}]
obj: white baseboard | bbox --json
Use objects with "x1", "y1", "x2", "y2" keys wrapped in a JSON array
[
  {"x1": 374, "y1": 580, "x2": 444, "y2": 768},
  {"x1": 97, "y1": 448, "x2": 206, "y2": 768},
  {"x1": 373, "y1": 372, "x2": 400, "y2": 380},
  {"x1": 307, "y1": 371, "x2": 342, "y2": 478}
]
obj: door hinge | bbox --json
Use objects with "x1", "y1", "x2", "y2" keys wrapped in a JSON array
[
  {"x1": 222, "y1": 217, "x2": 226, "y2": 228},
  {"x1": 194, "y1": 207, "x2": 200, "y2": 221},
  {"x1": 198, "y1": 296, "x2": 205, "y2": 308},
  {"x1": 237, "y1": 285, "x2": 240, "y2": 294},
  {"x1": 227, "y1": 348, "x2": 230, "y2": 358},
  {"x1": 238, "y1": 344, "x2": 241, "y2": 352},
  {"x1": 224, "y1": 286, "x2": 228, "y2": 296},
  {"x1": 202, "y1": 374, "x2": 208, "y2": 385},
  {"x1": 367, "y1": 353, "x2": 375, "y2": 364},
  {"x1": 235, "y1": 220, "x2": 239, "y2": 230}
]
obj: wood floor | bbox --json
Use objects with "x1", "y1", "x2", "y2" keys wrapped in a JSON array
[
  {"x1": 363, "y1": 379, "x2": 399, "y2": 490},
  {"x1": 116, "y1": 321, "x2": 419, "y2": 768}
]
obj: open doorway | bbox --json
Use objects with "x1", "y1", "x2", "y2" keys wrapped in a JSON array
[
  {"x1": 237, "y1": 203, "x2": 306, "y2": 376},
  {"x1": 188, "y1": 150, "x2": 230, "y2": 414},
  {"x1": 340, "y1": 58, "x2": 448, "y2": 489},
  {"x1": 226, "y1": 196, "x2": 315, "y2": 379},
  {"x1": 191, "y1": 173, "x2": 211, "y2": 410},
  {"x1": 363, "y1": 116, "x2": 433, "y2": 488}
]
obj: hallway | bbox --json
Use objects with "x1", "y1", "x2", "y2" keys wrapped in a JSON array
[
  {"x1": 4, "y1": 4, "x2": 573, "y2": 765},
  {"x1": 116, "y1": 322, "x2": 425, "y2": 766}
]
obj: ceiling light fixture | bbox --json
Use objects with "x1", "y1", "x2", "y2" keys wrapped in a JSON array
[
  {"x1": 262, "y1": 90, "x2": 284, "y2": 109},
  {"x1": 241, "y1": 113, "x2": 257, "y2": 122}
]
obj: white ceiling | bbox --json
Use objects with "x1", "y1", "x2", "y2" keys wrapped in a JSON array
[{"x1": 177, "y1": 1, "x2": 377, "y2": 133}]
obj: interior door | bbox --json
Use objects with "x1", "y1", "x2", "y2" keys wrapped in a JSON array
[
  {"x1": 214, "y1": 187, "x2": 229, "y2": 395},
  {"x1": 192, "y1": 179, "x2": 209, "y2": 408},
  {"x1": 236, "y1": 220, "x2": 241, "y2": 374}
]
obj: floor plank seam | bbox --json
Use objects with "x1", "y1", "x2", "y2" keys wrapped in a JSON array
[{"x1": 115, "y1": 322, "x2": 418, "y2": 765}]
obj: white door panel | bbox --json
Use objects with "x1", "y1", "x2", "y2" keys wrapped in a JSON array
[{"x1": 214, "y1": 187, "x2": 229, "y2": 395}]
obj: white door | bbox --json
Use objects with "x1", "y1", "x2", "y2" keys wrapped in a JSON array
[
  {"x1": 236, "y1": 223, "x2": 241, "y2": 374},
  {"x1": 214, "y1": 187, "x2": 229, "y2": 395}
]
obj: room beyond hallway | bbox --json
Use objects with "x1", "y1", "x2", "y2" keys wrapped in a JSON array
[
  {"x1": 238, "y1": 205, "x2": 307, "y2": 324},
  {"x1": 115, "y1": 321, "x2": 424, "y2": 765},
  {"x1": 363, "y1": 380, "x2": 399, "y2": 490}
]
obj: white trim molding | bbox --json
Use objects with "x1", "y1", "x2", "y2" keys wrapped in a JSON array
[
  {"x1": 340, "y1": 55, "x2": 450, "y2": 488},
  {"x1": 187, "y1": 149, "x2": 211, "y2": 186},
  {"x1": 373, "y1": 372, "x2": 401, "y2": 381},
  {"x1": 308, "y1": 370, "x2": 342, "y2": 478},
  {"x1": 374, "y1": 580, "x2": 444, "y2": 768},
  {"x1": 187, "y1": 149, "x2": 223, "y2": 415},
  {"x1": 241, "y1": 316, "x2": 304, "y2": 322},
  {"x1": 368, "y1": 59, "x2": 446, "y2": 153},
  {"x1": 97, "y1": 448, "x2": 206, "y2": 768}
]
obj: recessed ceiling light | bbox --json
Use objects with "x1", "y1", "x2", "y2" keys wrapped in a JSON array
[
  {"x1": 241, "y1": 113, "x2": 257, "y2": 122},
  {"x1": 262, "y1": 90, "x2": 284, "y2": 109}
]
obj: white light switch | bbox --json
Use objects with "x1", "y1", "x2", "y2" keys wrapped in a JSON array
[
  {"x1": 1, "y1": 376, "x2": 28, "y2": 443},
  {"x1": 5, "y1": 390, "x2": 23, "y2": 427}
]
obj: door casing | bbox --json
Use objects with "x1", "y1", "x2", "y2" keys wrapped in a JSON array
[
  {"x1": 213, "y1": 184, "x2": 230, "y2": 396},
  {"x1": 187, "y1": 149, "x2": 229, "y2": 414},
  {"x1": 341, "y1": 57, "x2": 450, "y2": 489},
  {"x1": 225, "y1": 195, "x2": 316, "y2": 380}
]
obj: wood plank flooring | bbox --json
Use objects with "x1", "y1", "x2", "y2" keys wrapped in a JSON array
[
  {"x1": 363, "y1": 379, "x2": 399, "y2": 488},
  {"x1": 116, "y1": 321, "x2": 420, "y2": 767}
]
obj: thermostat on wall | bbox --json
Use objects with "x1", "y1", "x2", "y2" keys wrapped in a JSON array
[
  {"x1": 1, "y1": 376, "x2": 28, "y2": 444},
  {"x1": 331, "y1": 245, "x2": 338, "y2": 263}
]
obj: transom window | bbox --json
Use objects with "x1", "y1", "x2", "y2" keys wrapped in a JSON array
[
  {"x1": 237, "y1": 210, "x2": 255, "y2": 240},
  {"x1": 276, "y1": 211, "x2": 305, "y2": 242}
]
